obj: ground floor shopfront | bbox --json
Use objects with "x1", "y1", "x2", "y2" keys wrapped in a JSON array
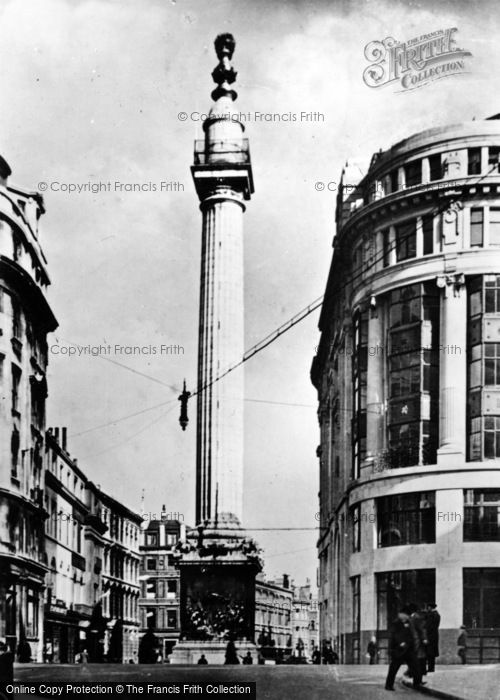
[
  {"x1": 318, "y1": 475, "x2": 500, "y2": 664},
  {"x1": 0, "y1": 554, "x2": 45, "y2": 662}
]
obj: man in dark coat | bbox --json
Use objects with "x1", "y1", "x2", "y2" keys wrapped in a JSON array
[
  {"x1": 385, "y1": 607, "x2": 421, "y2": 691},
  {"x1": 425, "y1": 603, "x2": 440, "y2": 672},
  {"x1": 0, "y1": 640, "x2": 14, "y2": 700},
  {"x1": 408, "y1": 603, "x2": 427, "y2": 682}
]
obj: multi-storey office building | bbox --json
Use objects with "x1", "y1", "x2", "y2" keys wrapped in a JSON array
[
  {"x1": 44, "y1": 431, "x2": 142, "y2": 663},
  {"x1": 139, "y1": 515, "x2": 183, "y2": 660},
  {"x1": 0, "y1": 156, "x2": 58, "y2": 661},
  {"x1": 98, "y1": 488, "x2": 142, "y2": 663},
  {"x1": 44, "y1": 427, "x2": 89, "y2": 663},
  {"x1": 311, "y1": 117, "x2": 500, "y2": 665},
  {"x1": 255, "y1": 574, "x2": 293, "y2": 650},
  {"x1": 291, "y1": 581, "x2": 319, "y2": 660}
]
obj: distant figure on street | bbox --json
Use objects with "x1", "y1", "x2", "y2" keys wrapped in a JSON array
[
  {"x1": 311, "y1": 646, "x2": 321, "y2": 665},
  {"x1": 17, "y1": 640, "x2": 32, "y2": 663},
  {"x1": 385, "y1": 607, "x2": 421, "y2": 691},
  {"x1": 197, "y1": 654, "x2": 208, "y2": 665},
  {"x1": 425, "y1": 603, "x2": 440, "y2": 672},
  {"x1": 44, "y1": 641, "x2": 53, "y2": 664},
  {"x1": 242, "y1": 651, "x2": 253, "y2": 665},
  {"x1": 78, "y1": 649, "x2": 88, "y2": 664},
  {"x1": 457, "y1": 626, "x2": 467, "y2": 664},
  {"x1": 224, "y1": 640, "x2": 240, "y2": 665},
  {"x1": 367, "y1": 636, "x2": 378, "y2": 664}
]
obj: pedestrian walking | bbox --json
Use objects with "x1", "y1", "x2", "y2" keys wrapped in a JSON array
[
  {"x1": 367, "y1": 636, "x2": 378, "y2": 664},
  {"x1": 224, "y1": 640, "x2": 240, "y2": 665},
  {"x1": 457, "y1": 626, "x2": 467, "y2": 664},
  {"x1": 425, "y1": 603, "x2": 440, "y2": 672},
  {"x1": 385, "y1": 607, "x2": 421, "y2": 691},
  {"x1": 197, "y1": 654, "x2": 208, "y2": 665},
  {"x1": 311, "y1": 646, "x2": 321, "y2": 664},
  {"x1": 408, "y1": 603, "x2": 428, "y2": 683},
  {"x1": 242, "y1": 651, "x2": 253, "y2": 665}
]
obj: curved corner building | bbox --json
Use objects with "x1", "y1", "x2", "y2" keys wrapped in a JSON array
[
  {"x1": 0, "y1": 155, "x2": 58, "y2": 660},
  {"x1": 311, "y1": 117, "x2": 500, "y2": 665}
]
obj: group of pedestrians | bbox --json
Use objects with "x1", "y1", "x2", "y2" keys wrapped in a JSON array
[{"x1": 385, "y1": 602, "x2": 440, "y2": 691}]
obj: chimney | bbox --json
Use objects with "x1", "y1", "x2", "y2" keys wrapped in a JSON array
[
  {"x1": 283, "y1": 574, "x2": 290, "y2": 589},
  {"x1": 54, "y1": 427, "x2": 59, "y2": 442},
  {"x1": 62, "y1": 427, "x2": 67, "y2": 451}
]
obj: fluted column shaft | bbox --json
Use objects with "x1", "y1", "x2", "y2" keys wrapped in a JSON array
[{"x1": 196, "y1": 188, "x2": 245, "y2": 525}]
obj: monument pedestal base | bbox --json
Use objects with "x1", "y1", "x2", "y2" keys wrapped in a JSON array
[{"x1": 169, "y1": 640, "x2": 258, "y2": 665}]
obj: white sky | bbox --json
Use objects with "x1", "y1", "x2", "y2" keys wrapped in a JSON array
[{"x1": 0, "y1": 0, "x2": 498, "y2": 584}]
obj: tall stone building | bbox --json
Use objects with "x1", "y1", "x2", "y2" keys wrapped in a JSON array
[
  {"x1": 139, "y1": 515, "x2": 184, "y2": 660},
  {"x1": 97, "y1": 488, "x2": 142, "y2": 663},
  {"x1": 0, "y1": 156, "x2": 57, "y2": 661},
  {"x1": 44, "y1": 429, "x2": 142, "y2": 663},
  {"x1": 312, "y1": 117, "x2": 500, "y2": 664}
]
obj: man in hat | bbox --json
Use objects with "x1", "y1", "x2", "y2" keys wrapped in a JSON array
[
  {"x1": 425, "y1": 603, "x2": 440, "y2": 672},
  {"x1": 385, "y1": 607, "x2": 421, "y2": 691}
]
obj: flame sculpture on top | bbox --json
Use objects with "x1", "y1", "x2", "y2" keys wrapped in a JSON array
[{"x1": 211, "y1": 33, "x2": 238, "y2": 102}]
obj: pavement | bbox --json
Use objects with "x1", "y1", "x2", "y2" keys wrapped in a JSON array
[
  {"x1": 11, "y1": 662, "x2": 500, "y2": 700},
  {"x1": 401, "y1": 664, "x2": 500, "y2": 700}
]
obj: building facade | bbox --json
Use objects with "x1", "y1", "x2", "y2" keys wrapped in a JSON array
[
  {"x1": 312, "y1": 117, "x2": 500, "y2": 664},
  {"x1": 0, "y1": 156, "x2": 58, "y2": 662},
  {"x1": 255, "y1": 574, "x2": 293, "y2": 652},
  {"x1": 43, "y1": 431, "x2": 142, "y2": 663},
  {"x1": 98, "y1": 488, "x2": 142, "y2": 663},
  {"x1": 139, "y1": 515, "x2": 183, "y2": 660},
  {"x1": 44, "y1": 428, "x2": 89, "y2": 663},
  {"x1": 291, "y1": 581, "x2": 319, "y2": 660}
]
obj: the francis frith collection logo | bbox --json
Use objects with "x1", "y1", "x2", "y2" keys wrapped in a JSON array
[{"x1": 363, "y1": 28, "x2": 472, "y2": 91}]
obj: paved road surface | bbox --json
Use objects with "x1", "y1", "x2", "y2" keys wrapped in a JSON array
[{"x1": 13, "y1": 663, "x2": 414, "y2": 700}]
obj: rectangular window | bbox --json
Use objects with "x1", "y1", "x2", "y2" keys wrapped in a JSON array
[
  {"x1": 395, "y1": 220, "x2": 417, "y2": 262},
  {"x1": 490, "y1": 208, "x2": 500, "y2": 245},
  {"x1": 377, "y1": 492, "x2": 435, "y2": 547},
  {"x1": 352, "y1": 505, "x2": 361, "y2": 552},
  {"x1": 166, "y1": 533, "x2": 178, "y2": 546},
  {"x1": 488, "y1": 147, "x2": 500, "y2": 174},
  {"x1": 422, "y1": 215, "x2": 434, "y2": 255},
  {"x1": 167, "y1": 580, "x2": 177, "y2": 597},
  {"x1": 146, "y1": 558, "x2": 157, "y2": 571},
  {"x1": 404, "y1": 160, "x2": 421, "y2": 188},
  {"x1": 351, "y1": 576, "x2": 360, "y2": 663},
  {"x1": 468, "y1": 147, "x2": 482, "y2": 175},
  {"x1": 377, "y1": 569, "x2": 435, "y2": 631},
  {"x1": 145, "y1": 579, "x2": 156, "y2": 599},
  {"x1": 167, "y1": 610, "x2": 177, "y2": 628},
  {"x1": 145, "y1": 533, "x2": 158, "y2": 547},
  {"x1": 464, "y1": 490, "x2": 500, "y2": 541},
  {"x1": 387, "y1": 283, "x2": 439, "y2": 468},
  {"x1": 390, "y1": 169, "x2": 399, "y2": 194},
  {"x1": 464, "y1": 568, "x2": 500, "y2": 628},
  {"x1": 484, "y1": 344, "x2": 500, "y2": 385},
  {"x1": 12, "y1": 300, "x2": 21, "y2": 339},
  {"x1": 352, "y1": 311, "x2": 368, "y2": 479},
  {"x1": 146, "y1": 608, "x2": 156, "y2": 629},
  {"x1": 382, "y1": 229, "x2": 391, "y2": 267},
  {"x1": 12, "y1": 365, "x2": 21, "y2": 414},
  {"x1": 429, "y1": 154, "x2": 442, "y2": 181},
  {"x1": 468, "y1": 277, "x2": 500, "y2": 461},
  {"x1": 470, "y1": 208, "x2": 484, "y2": 247},
  {"x1": 485, "y1": 275, "x2": 500, "y2": 313}
]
